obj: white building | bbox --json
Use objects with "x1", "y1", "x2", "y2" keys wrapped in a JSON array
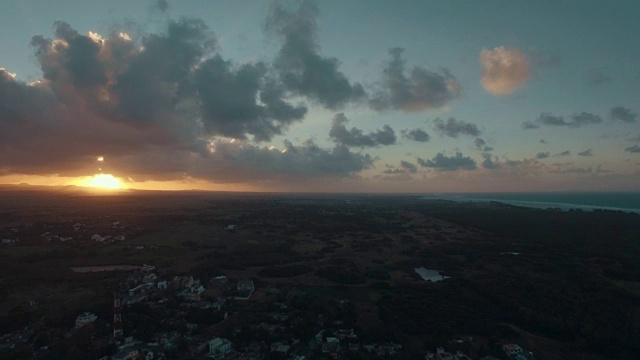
[
  {"x1": 502, "y1": 344, "x2": 523, "y2": 356},
  {"x1": 209, "y1": 337, "x2": 232, "y2": 358},
  {"x1": 237, "y1": 280, "x2": 254, "y2": 293},
  {"x1": 75, "y1": 312, "x2": 98, "y2": 328}
]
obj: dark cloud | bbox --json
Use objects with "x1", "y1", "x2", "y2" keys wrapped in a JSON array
[
  {"x1": 537, "y1": 113, "x2": 568, "y2": 126},
  {"x1": 529, "y1": 50, "x2": 561, "y2": 68},
  {"x1": 382, "y1": 167, "x2": 404, "y2": 175},
  {"x1": 400, "y1": 160, "x2": 417, "y2": 174},
  {"x1": 524, "y1": 112, "x2": 602, "y2": 129},
  {"x1": 625, "y1": 145, "x2": 640, "y2": 153},
  {"x1": 370, "y1": 48, "x2": 461, "y2": 111},
  {"x1": 433, "y1": 117, "x2": 480, "y2": 138},
  {"x1": 570, "y1": 112, "x2": 602, "y2": 127},
  {"x1": 152, "y1": 0, "x2": 169, "y2": 12},
  {"x1": 484, "y1": 156, "x2": 542, "y2": 172},
  {"x1": 195, "y1": 56, "x2": 306, "y2": 141},
  {"x1": 549, "y1": 165, "x2": 593, "y2": 174},
  {"x1": 401, "y1": 128, "x2": 430, "y2": 142},
  {"x1": 584, "y1": 68, "x2": 611, "y2": 86},
  {"x1": 556, "y1": 150, "x2": 571, "y2": 157},
  {"x1": 205, "y1": 139, "x2": 373, "y2": 179},
  {"x1": 382, "y1": 160, "x2": 417, "y2": 175},
  {"x1": 417, "y1": 152, "x2": 476, "y2": 171},
  {"x1": 481, "y1": 154, "x2": 500, "y2": 170},
  {"x1": 540, "y1": 139, "x2": 547, "y2": 144},
  {"x1": 25, "y1": 20, "x2": 310, "y2": 144},
  {"x1": 535, "y1": 152, "x2": 550, "y2": 159},
  {"x1": 329, "y1": 113, "x2": 395, "y2": 147},
  {"x1": 474, "y1": 138, "x2": 493, "y2": 151},
  {"x1": 0, "y1": 20, "x2": 373, "y2": 183},
  {"x1": 578, "y1": 149, "x2": 593, "y2": 157},
  {"x1": 266, "y1": 0, "x2": 365, "y2": 109},
  {"x1": 111, "y1": 139, "x2": 374, "y2": 182},
  {"x1": 609, "y1": 106, "x2": 637, "y2": 123}
]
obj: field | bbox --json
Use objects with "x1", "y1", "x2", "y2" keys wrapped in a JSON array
[{"x1": 1, "y1": 186, "x2": 639, "y2": 359}]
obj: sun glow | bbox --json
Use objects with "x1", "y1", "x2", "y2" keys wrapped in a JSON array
[{"x1": 80, "y1": 174, "x2": 124, "y2": 189}]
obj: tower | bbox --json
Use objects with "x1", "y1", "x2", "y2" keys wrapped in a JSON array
[{"x1": 112, "y1": 292, "x2": 124, "y2": 342}]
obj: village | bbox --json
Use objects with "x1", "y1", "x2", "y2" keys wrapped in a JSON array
[
  {"x1": 0, "y1": 216, "x2": 534, "y2": 360},
  {"x1": 4, "y1": 191, "x2": 629, "y2": 359},
  {"x1": 2, "y1": 256, "x2": 534, "y2": 360}
]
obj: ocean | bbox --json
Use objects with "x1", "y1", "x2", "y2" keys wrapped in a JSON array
[{"x1": 422, "y1": 192, "x2": 640, "y2": 213}]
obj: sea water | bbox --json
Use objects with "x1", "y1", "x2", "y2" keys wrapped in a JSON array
[{"x1": 423, "y1": 192, "x2": 640, "y2": 213}]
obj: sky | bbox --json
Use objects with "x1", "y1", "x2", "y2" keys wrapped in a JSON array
[{"x1": 0, "y1": 0, "x2": 639, "y2": 193}]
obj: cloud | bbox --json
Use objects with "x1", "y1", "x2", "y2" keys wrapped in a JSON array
[
  {"x1": 329, "y1": 113, "x2": 396, "y2": 147},
  {"x1": 578, "y1": 149, "x2": 593, "y2": 157},
  {"x1": 433, "y1": 117, "x2": 480, "y2": 138},
  {"x1": 480, "y1": 155, "x2": 543, "y2": 173},
  {"x1": 555, "y1": 150, "x2": 571, "y2": 157},
  {"x1": 383, "y1": 160, "x2": 417, "y2": 175},
  {"x1": 27, "y1": 20, "x2": 311, "y2": 143},
  {"x1": 266, "y1": 0, "x2": 365, "y2": 109},
  {"x1": 609, "y1": 106, "x2": 637, "y2": 123},
  {"x1": 474, "y1": 138, "x2": 493, "y2": 151},
  {"x1": 539, "y1": 139, "x2": 547, "y2": 144},
  {"x1": 151, "y1": 0, "x2": 169, "y2": 12},
  {"x1": 195, "y1": 56, "x2": 307, "y2": 141},
  {"x1": 535, "y1": 152, "x2": 550, "y2": 159},
  {"x1": 570, "y1": 112, "x2": 602, "y2": 127},
  {"x1": 548, "y1": 164, "x2": 593, "y2": 174},
  {"x1": 401, "y1": 128, "x2": 430, "y2": 142},
  {"x1": 370, "y1": 48, "x2": 461, "y2": 111},
  {"x1": 524, "y1": 112, "x2": 602, "y2": 129},
  {"x1": 529, "y1": 50, "x2": 561, "y2": 68},
  {"x1": 0, "y1": 20, "x2": 378, "y2": 184},
  {"x1": 537, "y1": 113, "x2": 567, "y2": 126},
  {"x1": 417, "y1": 152, "x2": 477, "y2": 171},
  {"x1": 625, "y1": 145, "x2": 640, "y2": 153},
  {"x1": 116, "y1": 139, "x2": 374, "y2": 182},
  {"x1": 481, "y1": 154, "x2": 501, "y2": 170},
  {"x1": 480, "y1": 46, "x2": 530, "y2": 96},
  {"x1": 400, "y1": 160, "x2": 418, "y2": 174},
  {"x1": 584, "y1": 68, "x2": 611, "y2": 86}
]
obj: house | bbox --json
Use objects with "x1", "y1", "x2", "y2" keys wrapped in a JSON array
[
  {"x1": 172, "y1": 276, "x2": 194, "y2": 289},
  {"x1": 91, "y1": 234, "x2": 106, "y2": 242},
  {"x1": 209, "y1": 337, "x2": 233, "y2": 358},
  {"x1": 237, "y1": 280, "x2": 254, "y2": 292},
  {"x1": 321, "y1": 337, "x2": 340, "y2": 354},
  {"x1": 75, "y1": 312, "x2": 98, "y2": 328},
  {"x1": 111, "y1": 349, "x2": 139, "y2": 360},
  {"x1": 270, "y1": 342, "x2": 290, "y2": 355},
  {"x1": 234, "y1": 280, "x2": 255, "y2": 300},
  {"x1": 143, "y1": 273, "x2": 158, "y2": 284},
  {"x1": 454, "y1": 350, "x2": 472, "y2": 360},
  {"x1": 181, "y1": 284, "x2": 206, "y2": 301},
  {"x1": 129, "y1": 283, "x2": 152, "y2": 297},
  {"x1": 157, "y1": 281, "x2": 168, "y2": 290},
  {"x1": 142, "y1": 264, "x2": 156, "y2": 272},
  {"x1": 436, "y1": 347, "x2": 454, "y2": 360},
  {"x1": 502, "y1": 344, "x2": 523, "y2": 357}
]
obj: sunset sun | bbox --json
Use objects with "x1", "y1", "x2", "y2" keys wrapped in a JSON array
[{"x1": 81, "y1": 174, "x2": 123, "y2": 189}]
